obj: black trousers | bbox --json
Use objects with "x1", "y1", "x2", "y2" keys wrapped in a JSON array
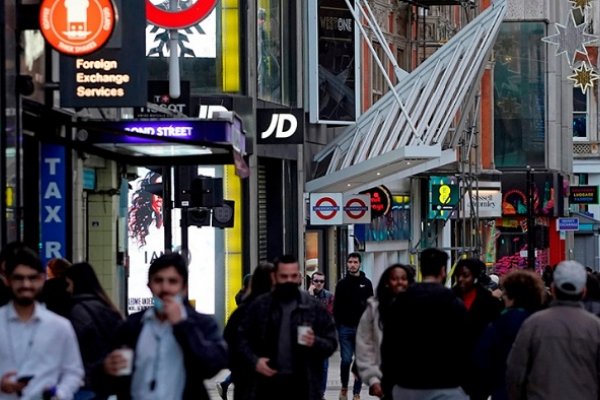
[{"x1": 256, "y1": 374, "x2": 306, "y2": 400}]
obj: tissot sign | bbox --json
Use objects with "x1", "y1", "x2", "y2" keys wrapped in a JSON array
[{"x1": 257, "y1": 109, "x2": 304, "y2": 144}]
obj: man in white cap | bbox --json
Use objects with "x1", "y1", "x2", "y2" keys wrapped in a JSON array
[{"x1": 506, "y1": 260, "x2": 600, "y2": 400}]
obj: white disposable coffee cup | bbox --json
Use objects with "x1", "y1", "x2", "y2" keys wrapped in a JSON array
[
  {"x1": 116, "y1": 348, "x2": 134, "y2": 376},
  {"x1": 297, "y1": 325, "x2": 311, "y2": 345}
]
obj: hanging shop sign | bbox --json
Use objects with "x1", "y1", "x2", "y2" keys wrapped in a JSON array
[
  {"x1": 570, "y1": 185, "x2": 599, "y2": 204},
  {"x1": 461, "y1": 190, "x2": 502, "y2": 218},
  {"x1": 135, "y1": 81, "x2": 191, "y2": 118},
  {"x1": 40, "y1": 144, "x2": 67, "y2": 267},
  {"x1": 39, "y1": 0, "x2": 116, "y2": 56},
  {"x1": 428, "y1": 176, "x2": 459, "y2": 220},
  {"x1": 557, "y1": 217, "x2": 579, "y2": 231},
  {"x1": 146, "y1": 0, "x2": 218, "y2": 29},
  {"x1": 256, "y1": 109, "x2": 304, "y2": 144},
  {"x1": 342, "y1": 194, "x2": 371, "y2": 224},
  {"x1": 60, "y1": 0, "x2": 147, "y2": 107},
  {"x1": 359, "y1": 185, "x2": 392, "y2": 219},
  {"x1": 310, "y1": 193, "x2": 343, "y2": 225},
  {"x1": 501, "y1": 172, "x2": 564, "y2": 217}
]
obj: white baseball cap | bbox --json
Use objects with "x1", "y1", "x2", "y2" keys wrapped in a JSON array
[{"x1": 553, "y1": 260, "x2": 587, "y2": 295}]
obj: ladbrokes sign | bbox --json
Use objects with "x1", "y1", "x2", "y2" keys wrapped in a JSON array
[{"x1": 39, "y1": 0, "x2": 116, "y2": 56}]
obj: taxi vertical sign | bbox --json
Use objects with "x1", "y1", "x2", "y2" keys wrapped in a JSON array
[{"x1": 41, "y1": 144, "x2": 67, "y2": 266}]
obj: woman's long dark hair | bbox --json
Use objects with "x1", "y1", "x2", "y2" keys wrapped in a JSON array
[
  {"x1": 243, "y1": 261, "x2": 274, "y2": 303},
  {"x1": 377, "y1": 263, "x2": 415, "y2": 329},
  {"x1": 64, "y1": 262, "x2": 122, "y2": 316}
]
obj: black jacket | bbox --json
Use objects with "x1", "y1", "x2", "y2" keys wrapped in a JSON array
[
  {"x1": 100, "y1": 305, "x2": 228, "y2": 400},
  {"x1": 223, "y1": 295, "x2": 259, "y2": 400},
  {"x1": 382, "y1": 282, "x2": 469, "y2": 390},
  {"x1": 453, "y1": 285, "x2": 503, "y2": 348},
  {"x1": 0, "y1": 280, "x2": 10, "y2": 307},
  {"x1": 333, "y1": 271, "x2": 373, "y2": 327},
  {"x1": 237, "y1": 290, "x2": 337, "y2": 400},
  {"x1": 68, "y1": 294, "x2": 124, "y2": 390}
]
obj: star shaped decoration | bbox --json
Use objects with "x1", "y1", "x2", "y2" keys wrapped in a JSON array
[
  {"x1": 542, "y1": 11, "x2": 598, "y2": 66},
  {"x1": 570, "y1": 0, "x2": 595, "y2": 12},
  {"x1": 568, "y1": 62, "x2": 599, "y2": 94}
]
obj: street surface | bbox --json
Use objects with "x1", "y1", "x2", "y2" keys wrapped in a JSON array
[{"x1": 206, "y1": 351, "x2": 375, "y2": 399}]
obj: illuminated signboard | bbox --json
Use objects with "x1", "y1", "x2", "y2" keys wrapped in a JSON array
[
  {"x1": 60, "y1": 0, "x2": 147, "y2": 107},
  {"x1": 39, "y1": 0, "x2": 116, "y2": 56},
  {"x1": 570, "y1": 186, "x2": 599, "y2": 204},
  {"x1": 79, "y1": 119, "x2": 246, "y2": 154},
  {"x1": 359, "y1": 186, "x2": 392, "y2": 219},
  {"x1": 40, "y1": 144, "x2": 67, "y2": 266},
  {"x1": 429, "y1": 176, "x2": 459, "y2": 220}
]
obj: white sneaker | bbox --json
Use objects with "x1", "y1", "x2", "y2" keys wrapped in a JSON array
[{"x1": 339, "y1": 388, "x2": 348, "y2": 400}]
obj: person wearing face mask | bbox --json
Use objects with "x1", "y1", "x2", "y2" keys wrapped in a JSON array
[
  {"x1": 356, "y1": 264, "x2": 415, "y2": 399},
  {"x1": 101, "y1": 253, "x2": 227, "y2": 400},
  {"x1": 237, "y1": 255, "x2": 337, "y2": 400}
]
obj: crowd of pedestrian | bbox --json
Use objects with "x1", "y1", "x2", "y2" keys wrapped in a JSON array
[{"x1": 2, "y1": 240, "x2": 600, "y2": 400}]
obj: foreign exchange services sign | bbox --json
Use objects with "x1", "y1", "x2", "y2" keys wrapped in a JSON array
[{"x1": 60, "y1": 0, "x2": 147, "y2": 107}]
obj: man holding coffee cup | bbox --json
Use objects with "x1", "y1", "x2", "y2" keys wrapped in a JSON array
[
  {"x1": 101, "y1": 253, "x2": 227, "y2": 399},
  {"x1": 237, "y1": 255, "x2": 337, "y2": 400}
]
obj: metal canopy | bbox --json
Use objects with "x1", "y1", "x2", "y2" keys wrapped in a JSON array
[
  {"x1": 306, "y1": 0, "x2": 507, "y2": 194},
  {"x1": 403, "y1": 0, "x2": 464, "y2": 5},
  {"x1": 22, "y1": 99, "x2": 249, "y2": 167}
]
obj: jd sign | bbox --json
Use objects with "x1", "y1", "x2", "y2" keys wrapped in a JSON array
[{"x1": 146, "y1": 0, "x2": 218, "y2": 29}]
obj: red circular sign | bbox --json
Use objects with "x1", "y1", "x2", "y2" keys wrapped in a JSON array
[
  {"x1": 344, "y1": 198, "x2": 368, "y2": 219},
  {"x1": 314, "y1": 197, "x2": 339, "y2": 220},
  {"x1": 146, "y1": 0, "x2": 218, "y2": 29},
  {"x1": 39, "y1": 0, "x2": 116, "y2": 56}
]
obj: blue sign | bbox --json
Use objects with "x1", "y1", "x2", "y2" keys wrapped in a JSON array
[
  {"x1": 40, "y1": 144, "x2": 67, "y2": 266},
  {"x1": 80, "y1": 118, "x2": 246, "y2": 155},
  {"x1": 557, "y1": 217, "x2": 579, "y2": 231}
]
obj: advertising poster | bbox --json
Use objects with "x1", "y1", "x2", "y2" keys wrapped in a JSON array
[
  {"x1": 309, "y1": 0, "x2": 357, "y2": 123},
  {"x1": 127, "y1": 167, "x2": 216, "y2": 315}
]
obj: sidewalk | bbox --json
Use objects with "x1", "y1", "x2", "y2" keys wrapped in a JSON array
[{"x1": 206, "y1": 351, "x2": 376, "y2": 399}]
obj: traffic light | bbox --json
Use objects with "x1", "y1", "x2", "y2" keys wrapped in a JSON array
[
  {"x1": 187, "y1": 208, "x2": 211, "y2": 227},
  {"x1": 190, "y1": 176, "x2": 223, "y2": 207},
  {"x1": 212, "y1": 200, "x2": 235, "y2": 228}
]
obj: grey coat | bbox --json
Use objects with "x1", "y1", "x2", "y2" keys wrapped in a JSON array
[{"x1": 506, "y1": 300, "x2": 600, "y2": 400}]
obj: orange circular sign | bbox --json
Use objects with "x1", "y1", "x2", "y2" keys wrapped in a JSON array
[{"x1": 39, "y1": 0, "x2": 116, "y2": 56}]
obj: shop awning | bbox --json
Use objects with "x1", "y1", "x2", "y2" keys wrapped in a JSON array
[
  {"x1": 572, "y1": 211, "x2": 600, "y2": 233},
  {"x1": 306, "y1": 0, "x2": 507, "y2": 194},
  {"x1": 22, "y1": 99, "x2": 250, "y2": 168}
]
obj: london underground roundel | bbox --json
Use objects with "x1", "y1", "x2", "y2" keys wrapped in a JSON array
[
  {"x1": 146, "y1": 0, "x2": 218, "y2": 29},
  {"x1": 39, "y1": 0, "x2": 116, "y2": 56}
]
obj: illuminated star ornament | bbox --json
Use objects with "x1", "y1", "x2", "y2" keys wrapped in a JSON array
[
  {"x1": 542, "y1": 11, "x2": 598, "y2": 66},
  {"x1": 568, "y1": 62, "x2": 600, "y2": 94},
  {"x1": 570, "y1": 0, "x2": 595, "y2": 12}
]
